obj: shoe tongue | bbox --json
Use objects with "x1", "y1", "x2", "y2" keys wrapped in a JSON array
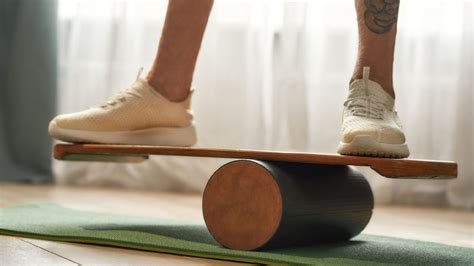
[
  {"x1": 132, "y1": 79, "x2": 150, "y2": 91},
  {"x1": 133, "y1": 79, "x2": 193, "y2": 109},
  {"x1": 131, "y1": 78, "x2": 162, "y2": 99},
  {"x1": 133, "y1": 78, "x2": 166, "y2": 99},
  {"x1": 349, "y1": 79, "x2": 394, "y2": 107}
]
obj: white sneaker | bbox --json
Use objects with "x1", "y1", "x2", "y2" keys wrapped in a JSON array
[
  {"x1": 49, "y1": 76, "x2": 197, "y2": 146},
  {"x1": 337, "y1": 67, "x2": 409, "y2": 158}
]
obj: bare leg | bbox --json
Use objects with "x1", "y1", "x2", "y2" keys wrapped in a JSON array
[
  {"x1": 146, "y1": 0, "x2": 213, "y2": 102},
  {"x1": 352, "y1": 0, "x2": 400, "y2": 98}
]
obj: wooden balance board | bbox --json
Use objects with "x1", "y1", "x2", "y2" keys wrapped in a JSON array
[{"x1": 54, "y1": 143, "x2": 457, "y2": 251}]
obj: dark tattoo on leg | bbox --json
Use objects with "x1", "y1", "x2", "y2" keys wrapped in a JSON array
[{"x1": 364, "y1": 0, "x2": 400, "y2": 34}]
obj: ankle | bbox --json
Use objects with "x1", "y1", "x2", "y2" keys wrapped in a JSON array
[
  {"x1": 159, "y1": 88, "x2": 191, "y2": 102},
  {"x1": 145, "y1": 75, "x2": 191, "y2": 102}
]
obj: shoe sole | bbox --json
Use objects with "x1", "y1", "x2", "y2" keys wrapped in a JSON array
[
  {"x1": 337, "y1": 135, "x2": 409, "y2": 158},
  {"x1": 49, "y1": 121, "x2": 197, "y2": 146}
]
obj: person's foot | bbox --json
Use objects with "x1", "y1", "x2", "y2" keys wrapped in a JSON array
[
  {"x1": 337, "y1": 67, "x2": 409, "y2": 158},
  {"x1": 49, "y1": 77, "x2": 197, "y2": 146}
]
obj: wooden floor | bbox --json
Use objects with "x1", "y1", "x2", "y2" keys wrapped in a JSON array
[{"x1": 1, "y1": 184, "x2": 472, "y2": 265}]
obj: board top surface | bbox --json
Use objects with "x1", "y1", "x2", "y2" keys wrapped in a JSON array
[{"x1": 54, "y1": 143, "x2": 457, "y2": 179}]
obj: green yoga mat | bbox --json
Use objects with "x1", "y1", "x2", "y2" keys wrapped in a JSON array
[{"x1": 0, "y1": 204, "x2": 472, "y2": 265}]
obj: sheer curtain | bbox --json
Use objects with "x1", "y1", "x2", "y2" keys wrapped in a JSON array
[{"x1": 54, "y1": 0, "x2": 473, "y2": 209}]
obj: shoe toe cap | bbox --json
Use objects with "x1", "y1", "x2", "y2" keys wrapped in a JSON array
[
  {"x1": 48, "y1": 115, "x2": 67, "y2": 138},
  {"x1": 48, "y1": 113, "x2": 85, "y2": 139}
]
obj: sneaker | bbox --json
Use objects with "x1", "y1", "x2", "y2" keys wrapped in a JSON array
[
  {"x1": 48, "y1": 75, "x2": 197, "y2": 146},
  {"x1": 337, "y1": 67, "x2": 409, "y2": 158}
]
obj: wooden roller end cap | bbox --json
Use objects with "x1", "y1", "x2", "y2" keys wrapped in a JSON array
[{"x1": 202, "y1": 160, "x2": 282, "y2": 251}]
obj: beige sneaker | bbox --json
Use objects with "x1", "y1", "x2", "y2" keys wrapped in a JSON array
[
  {"x1": 49, "y1": 76, "x2": 197, "y2": 146},
  {"x1": 337, "y1": 67, "x2": 409, "y2": 158}
]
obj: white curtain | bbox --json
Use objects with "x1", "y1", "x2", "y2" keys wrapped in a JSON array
[{"x1": 54, "y1": 0, "x2": 473, "y2": 209}]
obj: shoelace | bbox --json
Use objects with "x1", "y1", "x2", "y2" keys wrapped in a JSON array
[
  {"x1": 344, "y1": 96, "x2": 386, "y2": 120},
  {"x1": 100, "y1": 68, "x2": 144, "y2": 108},
  {"x1": 99, "y1": 86, "x2": 143, "y2": 108}
]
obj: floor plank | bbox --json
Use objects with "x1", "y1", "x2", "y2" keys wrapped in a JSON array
[
  {"x1": 0, "y1": 235, "x2": 78, "y2": 265},
  {"x1": 22, "y1": 238, "x2": 242, "y2": 265}
]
